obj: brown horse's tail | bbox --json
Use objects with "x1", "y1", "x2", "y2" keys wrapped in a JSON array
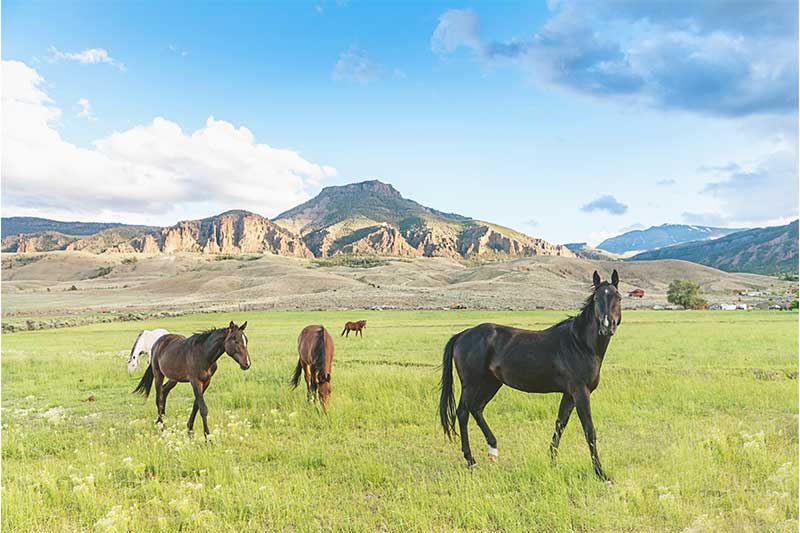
[
  {"x1": 133, "y1": 364, "x2": 154, "y2": 397},
  {"x1": 289, "y1": 359, "x2": 303, "y2": 389},
  {"x1": 439, "y1": 333, "x2": 460, "y2": 439},
  {"x1": 314, "y1": 327, "x2": 328, "y2": 381}
]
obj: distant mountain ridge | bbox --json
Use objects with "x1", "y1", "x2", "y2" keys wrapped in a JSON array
[
  {"x1": 597, "y1": 224, "x2": 745, "y2": 255},
  {"x1": 630, "y1": 221, "x2": 798, "y2": 275},
  {"x1": 1, "y1": 216, "x2": 149, "y2": 238},
  {"x1": 1, "y1": 181, "x2": 573, "y2": 260}
]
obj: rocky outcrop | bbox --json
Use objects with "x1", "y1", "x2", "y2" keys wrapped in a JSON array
[
  {"x1": 130, "y1": 211, "x2": 313, "y2": 257},
  {"x1": 458, "y1": 224, "x2": 574, "y2": 258},
  {"x1": 2, "y1": 232, "x2": 76, "y2": 252}
]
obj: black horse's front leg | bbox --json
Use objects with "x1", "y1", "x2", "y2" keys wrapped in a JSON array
[
  {"x1": 574, "y1": 387, "x2": 610, "y2": 482},
  {"x1": 550, "y1": 393, "x2": 574, "y2": 463}
]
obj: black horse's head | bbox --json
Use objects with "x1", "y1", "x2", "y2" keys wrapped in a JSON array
[
  {"x1": 224, "y1": 321, "x2": 251, "y2": 370},
  {"x1": 592, "y1": 270, "x2": 621, "y2": 336}
]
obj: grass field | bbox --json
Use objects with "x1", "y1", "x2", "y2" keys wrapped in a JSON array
[{"x1": 2, "y1": 310, "x2": 798, "y2": 531}]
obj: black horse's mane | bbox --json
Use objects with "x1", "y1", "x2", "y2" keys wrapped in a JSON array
[{"x1": 553, "y1": 283, "x2": 609, "y2": 331}]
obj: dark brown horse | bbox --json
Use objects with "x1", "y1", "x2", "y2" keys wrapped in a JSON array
[
  {"x1": 134, "y1": 321, "x2": 251, "y2": 437},
  {"x1": 290, "y1": 325, "x2": 334, "y2": 409},
  {"x1": 439, "y1": 270, "x2": 621, "y2": 481},
  {"x1": 341, "y1": 320, "x2": 367, "y2": 337}
]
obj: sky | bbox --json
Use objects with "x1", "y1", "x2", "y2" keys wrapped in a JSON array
[{"x1": 2, "y1": 0, "x2": 798, "y2": 245}]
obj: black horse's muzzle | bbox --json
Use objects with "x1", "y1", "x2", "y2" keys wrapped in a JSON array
[{"x1": 599, "y1": 315, "x2": 617, "y2": 336}]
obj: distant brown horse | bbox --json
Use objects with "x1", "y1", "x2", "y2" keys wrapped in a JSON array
[
  {"x1": 134, "y1": 321, "x2": 251, "y2": 437},
  {"x1": 291, "y1": 325, "x2": 334, "y2": 409},
  {"x1": 341, "y1": 320, "x2": 367, "y2": 337}
]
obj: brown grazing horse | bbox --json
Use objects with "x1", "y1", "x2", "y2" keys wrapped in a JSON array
[
  {"x1": 439, "y1": 271, "x2": 621, "y2": 481},
  {"x1": 291, "y1": 325, "x2": 335, "y2": 409},
  {"x1": 134, "y1": 321, "x2": 251, "y2": 437},
  {"x1": 341, "y1": 320, "x2": 367, "y2": 337}
]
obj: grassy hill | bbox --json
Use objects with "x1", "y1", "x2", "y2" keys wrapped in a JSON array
[{"x1": 630, "y1": 221, "x2": 798, "y2": 275}]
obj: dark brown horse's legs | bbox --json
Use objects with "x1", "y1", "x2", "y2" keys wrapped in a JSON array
[
  {"x1": 550, "y1": 393, "x2": 575, "y2": 463},
  {"x1": 154, "y1": 370, "x2": 165, "y2": 424},
  {"x1": 160, "y1": 380, "x2": 178, "y2": 420},
  {"x1": 190, "y1": 380, "x2": 211, "y2": 437},
  {"x1": 456, "y1": 399, "x2": 475, "y2": 466},
  {"x1": 574, "y1": 388, "x2": 609, "y2": 481}
]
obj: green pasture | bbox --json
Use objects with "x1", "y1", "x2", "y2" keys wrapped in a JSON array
[{"x1": 2, "y1": 310, "x2": 798, "y2": 531}]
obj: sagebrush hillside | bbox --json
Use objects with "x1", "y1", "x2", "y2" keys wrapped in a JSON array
[{"x1": 631, "y1": 221, "x2": 799, "y2": 275}]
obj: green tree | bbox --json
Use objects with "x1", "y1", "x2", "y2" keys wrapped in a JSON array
[{"x1": 667, "y1": 279, "x2": 707, "y2": 309}]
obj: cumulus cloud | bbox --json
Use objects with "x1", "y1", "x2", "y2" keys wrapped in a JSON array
[
  {"x1": 699, "y1": 148, "x2": 798, "y2": 224},
  {"x1": 2, "y1": 60, "x2": 337, "y2": 221},
  {"x1": 49, "y1": 46, "x2": 126, "y2": 71},
  {"x1": 76, "y1": 98, "x2": 96, "y2": 121},
  {"x1": 431, "y1": 2, "x2": 798, "y2": 117},
  {"x1": 169, "y1": 45, "x2": 188, "y2": 57},
  {"x1": 681, "y1": 212, "x2": 729, "y2": 227},
  {"x1": 581, "y1": 195, "x2": 628, "y2": 215},
  {"x1": 331, "y1": 47, "x2": 384, "y2": 83},
  {"x1": 431, "y1": 9, "x2": 481, "y2": 55}
]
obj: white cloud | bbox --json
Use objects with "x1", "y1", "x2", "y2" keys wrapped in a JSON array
[
  {"x1": 169, "y1": 45, "x2": 188, "y2": 57},
  {"x1": 76, "y1": 98, "x2": 96, "y2": 121},
  {"x1": 49, "y1": 46, "x2": 126, "y2": 71},
  {"x1": 332, "y1": 47, "x2": 384, "y2": 83},
  {"x1": 431, "y1": 9, "x2": 481, "y2": 55},
  {"x1": 2, "y1": 60, "x2": 337, "y2": 223}
]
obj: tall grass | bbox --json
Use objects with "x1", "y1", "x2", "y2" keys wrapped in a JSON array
[{"x1": 2, "y1": 310, "x2": 797, "y2": 531}]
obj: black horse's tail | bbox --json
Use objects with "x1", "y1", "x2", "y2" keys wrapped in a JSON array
[
  {"x1": 439, "y1": 333, "x2": 460, "y2": 439},
  {"x1": 289, "y1": 359, "x2": 303, "y2": 389},
  {"x1": 133, "y1": 364, "x2": 154, "y2": 397}
]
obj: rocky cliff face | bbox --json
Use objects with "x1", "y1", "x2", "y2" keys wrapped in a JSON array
[
  {"x1": 35, "y1": 211, "x2": 314, "y2": 257},
  {"x1": 124, "y1": 211, "x2": 313, "y2": 257}
]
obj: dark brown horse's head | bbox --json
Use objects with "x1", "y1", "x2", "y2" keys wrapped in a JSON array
[
  {"x1": 225, "y1": 321, "x2": 251, "y2": 370},
  {"x1": 592, "y1": 270, "x2": 621, "y2": 336},
  {"x1": 358, "y1": 320, "x2": 367, "y2": 328}
]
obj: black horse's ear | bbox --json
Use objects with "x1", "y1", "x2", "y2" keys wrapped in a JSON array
[
  {"x1": 592, "y1": 271, "x2": 601, "y2": 287},
  {"x1": 240, "y1": 321, "x2": 247, "y2": 331},
  {"x1": 229, "y1": 321, "x2": 235, "y2": 330},
  {"x1": 611, "y1": 269, "x2": 619, "y2": 288}
]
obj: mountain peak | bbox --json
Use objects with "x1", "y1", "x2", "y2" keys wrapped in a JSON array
[{"x1": 320, "y1": 180, "x2": 401, "y2": 198}]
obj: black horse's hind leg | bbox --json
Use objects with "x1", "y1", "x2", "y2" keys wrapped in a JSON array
[
  {"x1": 550, "y1": 393, "x2": 575, "y2": 463},
  {"x1": 456, "y1": 395, "x2": 476, "y2": 467},
  {"x1": 574, "y1": 387, "x2": 609, "y2": 481},
  {"x1": 469, "y1": 380, "x2": 502, "y2": 462}
]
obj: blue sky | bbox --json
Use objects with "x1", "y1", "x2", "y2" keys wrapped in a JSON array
[{"x1": 2, "y1": 0, "x2": 797, "y2": 245}]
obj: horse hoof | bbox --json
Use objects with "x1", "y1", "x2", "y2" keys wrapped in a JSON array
[
  {"x1": 487, "y1": 447, "x2": 499, "y2": 462},
  {"x1": 467, "y1": 462, "x2": 478, "y2": 469}
]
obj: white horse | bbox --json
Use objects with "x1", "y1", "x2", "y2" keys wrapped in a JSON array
[{"x1": 127, "y1": 329, "x2": 170, "y2": 373}]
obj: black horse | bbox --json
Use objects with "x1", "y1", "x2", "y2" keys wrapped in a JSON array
[{"x1": 439, "y1": 270, "x2": 621, "y2": 481}]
